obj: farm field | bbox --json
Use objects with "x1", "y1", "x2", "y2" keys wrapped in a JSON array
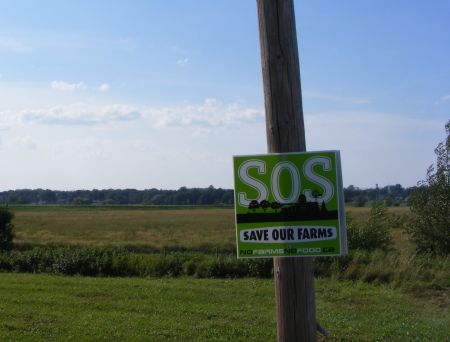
[
  {"x1": 12, "y1": 206, "x2": 236, "y2": 250},
  {"x1": 0, "y1": 273, "x2": 448, "y2": 341},
  {"x1": 11, "y1": 205, "x2": 409, "y2": 250}
]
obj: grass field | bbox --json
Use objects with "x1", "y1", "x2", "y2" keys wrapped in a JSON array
[
  {"x1": 3, "y1": 205, "x2": 449, "y2": 340},
  {"x1": 0, "y1": 273, "x2": 448, "y2": 341},
  {"x1": 11, "y1": 205, "x2": 410, "y2": 250},
  {"x1": 12, "y1": 206, "x2": 236, "y2": 250}
]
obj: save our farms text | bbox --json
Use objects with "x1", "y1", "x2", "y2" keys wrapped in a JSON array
[{"x1": 240, "y1": 226, "x2": 336, "y2": 243}]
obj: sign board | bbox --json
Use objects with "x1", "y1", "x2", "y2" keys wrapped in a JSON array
[{"x1": 233, "y1": 150, "x2": 347, "y2": 258}]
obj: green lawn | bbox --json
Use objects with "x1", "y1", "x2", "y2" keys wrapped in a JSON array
[{"x1": 0, "y1": 273, "x2": 448, "y2": 341}]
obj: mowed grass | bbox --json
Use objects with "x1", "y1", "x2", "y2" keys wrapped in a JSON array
[
  {"x1": 12, "y1": 206, "x2": 236, "y2": 250},
  {"x1": 0, "y1": 273, "x2": 448, "y2": 341},
  {"x1": 11, "y1": 206, "x2": 410, "y2": 250}
]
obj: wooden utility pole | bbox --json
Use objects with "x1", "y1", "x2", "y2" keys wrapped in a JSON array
[{"x1": 256, "y1": 0, "x2": 317, "y2": 341}]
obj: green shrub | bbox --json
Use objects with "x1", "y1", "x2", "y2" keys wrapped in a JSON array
[
  {"x1": 314, "y1": 249, "x2": 449, "y2": 288},
  {"x1": 346, "y1": 201, "x2": 392, "y2": 251},
  {"x1": 0, "y1": 245, "x2": 448, "y2": 289},
  {"x1": 353, "y1": 195, "x2": 368, "y2": 207},
  {"x1": 407, "y1": 120, "x2": 450, "y2": 255},
  {"x1": 247, "y1": 259, "x2": 273, "y2": 278},
  {"x1": 182, "y1": 254, "x2": 206, "y2": 276},
  {"x1": 0, "y1": 246, "x2": 273, "y2": 279},
  {"x1": 0, "y1": 206, "x2": 15, "y2": 251},
  {"x1": 150, "y1": 253, "x2": 185, "y2": 277},
  {"x1": 195, "y1": 256, "x2": 248, "y2": 278}
]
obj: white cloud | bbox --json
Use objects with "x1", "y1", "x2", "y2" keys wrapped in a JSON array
[
  {"x1": 19, "y1": 104, "x2": 141, "y2": 125},
  {"x1": 51, "y1": 81, "x2": 109, "y2": 93},
  {"x1": 144, "y1": 98, "x2": 263, "y2": 129},
  {"x1": 0, "y1": 102, "x2": 445, "y2": 189},
  {"x1": 7, "y1": 136, "x2": 37, "y2": 150},
  {"x1": 51, "y1": 81, "x2": 86, "y2": 91},
  {"x1": 176, "y1": 58, "x2": 189, "y2": 67},
  {"x1": 0, "y1": 110, "x2": 21, "y2": 130},
  {"x1": 0, "y1": 99, "x2": 262, "y2": 132},
  {"x1": 0, "y1": 38, "x2": 32, "y2": 53},
  {"x1": 99, "y1": 83, "x2": 110, "y2": 92}
]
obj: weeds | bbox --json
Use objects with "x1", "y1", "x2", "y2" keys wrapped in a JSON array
[
  {"x1": 346, "y1": 201, "x2": 393, "y2": 251},
  {"x1": 0, "y1": 246, "x2": 273, "y2": 279},
  {"x1": 0, "y1": 246, "x2": 447, "y2": 291}
]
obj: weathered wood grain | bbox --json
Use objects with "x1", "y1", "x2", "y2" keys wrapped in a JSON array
[{"x1": 256, "y1": 0, "x2": 317, "y2": 341}]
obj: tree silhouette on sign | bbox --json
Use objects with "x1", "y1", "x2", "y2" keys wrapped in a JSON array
[
  {"x1": 260, "y1": 200, "x2": 270, "y2": 212},
  {"x1": 238, "y1": 193, "x2": 338, "y2": 224},
  {"x1": 271, "y1": 201, "x2": 282, "y2": 212},
  {"x1": 248, "y1": 200, "x2": 260, "y2": 213}
]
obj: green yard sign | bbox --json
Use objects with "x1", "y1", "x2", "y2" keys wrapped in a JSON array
[{"x1": 233, "y1": 151, "x2": 347, "y2": 258}]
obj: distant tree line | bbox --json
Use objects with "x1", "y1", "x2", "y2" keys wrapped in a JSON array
[
  {"x1": 343, "y1": 184, "x2": 415, "y2": 207},
  {"x1": 0, "y1": 186, "x2": 233, "y2": 205},
  {"x1": 0, "y1": 184, "x2": 414, "y2": 206}
]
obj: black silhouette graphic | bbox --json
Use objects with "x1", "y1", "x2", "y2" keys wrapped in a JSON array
[
  {"x1": 237, "y1": 193, "x2": 338, "y2": 224},
  {"x1": 248, "y1": 200, "x2": 259, "y2": 213},
  {"x1": 260, "y1": 200, "x2": 270, "y2": 212}
]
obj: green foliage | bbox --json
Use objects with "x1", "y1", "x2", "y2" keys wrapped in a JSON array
[
  {"x1": 0, "y1": 184, "x2": 417, "y2": 206},
  {"x1": 384, "y1": 194, "x2": 401, "y2": 207},
  {"x1": 344, "y1": 183, "x2": 409, "y2": 204},
  {"x1": 408, "y1": 120, "x2": 450, "y2": 255},
  {"x1": 195, "y1": 256, "x2": 248, "y2": 278},
  {"x1": 346, "y1": 201, "x2": 392, "y2": 251},
  {"x1": 0, "y1": 206, "x2": 15, "y2": 251},
  {"x1": 0, "y1": 187, "x2": 235, "y2": 205},
  {"x1": 353, "y1": 195, "x2": 368, "y2": 207},
  {"x1": 2, "y1": 244, "x2": 447, "y2": 290},
  {"x1": 0, "y1": 246, "x2": 273, "y2": 278},
  {"x1": 314, "y1": 249, "x2": 449, "y2": 289}
]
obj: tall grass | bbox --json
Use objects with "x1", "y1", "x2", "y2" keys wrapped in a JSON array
[
  {"x1": 1, "y1": 245, "x2": 448, "y2": 291},
  {"x1": 3, "y1": 205, "x2": 448, "y2": 290},
  {"x1": 11, "y1": 206, "x2": 409, "y2": 249},
  {"x1": 12, "y1": 207, "x2": 236, "y2": 250},
  {"x1": 0, "y1": 246, "x2": 273, "y2": 279},
  {"x1": 314, "y1": 250, "x2": 449, "y2": 289}
]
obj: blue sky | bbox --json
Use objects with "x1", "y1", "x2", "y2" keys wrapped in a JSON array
[{"x1": 0, "y1": 0, "x2": 449, "y2": 190}]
